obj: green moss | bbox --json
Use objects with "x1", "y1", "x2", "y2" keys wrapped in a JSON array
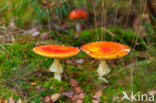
[
  {"x1": 79, "y1": 28, "x2": 147, "y2": 50},
  {"x1": 57, "y1": 27, "x2": 147, "y2": 50},
  {"x1": 0, "y1": 37, "x2": 155, "y2": 102}
]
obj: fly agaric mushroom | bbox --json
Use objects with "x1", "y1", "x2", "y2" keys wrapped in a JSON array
[
  {"x1": 33, "y1": 45, "x2": 80, "y2": 81},
  {"x1": 69, "y1": 9, "x2": 88, "y2": 32},
  {"x1": 81, "y1": 41, "x2": 130, "y2": 83}
]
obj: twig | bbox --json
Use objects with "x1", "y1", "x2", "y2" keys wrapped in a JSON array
[
  {"x1": 130, "y1": 0, "x2": 148, "y2": 54},
  {"x1": 114, "y1": 0, "x2": 119, "y2": 26},
  {"x1": 92, "y1": 0, "x2": 99, "y2": 40},
  {"x1": 0, "y1": 26, "x2": 15, "y2": 42},
  {"x1": 124, "y1": 0, "x2": 132, "y2": 29},
  {"x1": 101, "y1": 0, "x2": 105, "y2": 40},
  {"x1": 1, "y1": 79, "x2": 25, "y2": 98},
  {"x1": 102, "y1": 27, "x2": 115, "y2": 37},
  {"x1": 47, "y1": 8, "x2": 52, "y2": 39},
  {"x1": 9, "y1": 79, "x2": 26, "y2": 99},
  {"x1": 40, "y1": 0, "x2": 68, "y2": 8},
  {"x1": 51, "y1": 0, "x2": 67, "y2": 8}
]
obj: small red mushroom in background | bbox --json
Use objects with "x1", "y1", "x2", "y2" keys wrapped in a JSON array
[
  {"x1": 69, "y1": 9, "x2": 88, "y2": 20},
  {"x1": 69, "y1": 9, "x2": 88, "y2": 32}
]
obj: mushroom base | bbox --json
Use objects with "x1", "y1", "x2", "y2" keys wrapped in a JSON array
[
  {"x1": 99, "y1": 77, "x2": 109, "y2": 84},
  {"x1": 54, "y1": 73, "x2": 62, "y2": 81},
  {"x1": 49, "y1": 59, "x2": 63, "y2": 81},
  {"x1": 97, "y1": 60, "x2": 110, "y2": 77}
]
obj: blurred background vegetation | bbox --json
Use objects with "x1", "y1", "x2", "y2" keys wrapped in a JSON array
[{"x1": 0, "y1": 0, "x2": 155, "y2": 103}]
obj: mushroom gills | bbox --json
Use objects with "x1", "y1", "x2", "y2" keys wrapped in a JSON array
[
  {"x1": 97, "y1": 60, "x2": 110, "y2": 77},
  {"x1": 49, "y1": 59, "x2": 63, "y2": 81}
]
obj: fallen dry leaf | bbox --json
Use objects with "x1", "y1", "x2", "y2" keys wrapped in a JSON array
[
  {"x1": 0, "y1": 99, "x2": 8, "y2": 103},
  {"x1": 70, "y1": 79, "x2": 79, "y2": 87},
  {"x1": 62, "y1": 90, "x2": 74, "y2": 98},
  {"x1": 73, "y1": 87, "x2": 83, "y2": 94},
  {"x1": 44, "y1": 95, "x2": 51, "y2": 103},
  {"x1": 75, "y1": 99, "x2": 83, "y2": 103},
  {"x1": 93, "y1": 90, "x2": 103, "y2": 98},
  {"x1": 39, "y1": 32, "x2": 49, "y2": 40},
  {"x1": 65, "y1": 60, "x2": 74, "y2": 65},
  {"x1": 92, "y1": 99, "x2": 99, "y2": 103},
  {"x1": 70, "y1": 95, "x2": 78, "y2": 102},
  {"x1": 77, "y1": 93, "x2": 85, "y2": 100},
  {"x1": 148, "y1": 90, "x2": 156, "y2": 95},
  {"x1": 75, "y1": 59, "x2": 84, "y2": 64},
  {"x1": 26, "y1": 28, "x2": 40, "y2": 37},
  {"x1": 59, "y1": 87, "x2": 64, "y2": 92},
  {"x1": 8, "y1": 97, "x2": 15, "y2": 103},
  {"x1": 92, "y1": 90, "x2": 103, "y2": 103},
  {"x1": 50, "y1": 93, "x2": 61, "y2": 102},
  {"x1": 69, "y1": 92, "x2": 85, "y2": 102},
  {"x1": 0, "y1": 98, "x2": 22, "y2": 103},
  {"x1": 64, "y1": 79, "x2": 85, "y2": 102},
  {"x1": 16, "y1": 99, "x2": 22, "y2": 103}
]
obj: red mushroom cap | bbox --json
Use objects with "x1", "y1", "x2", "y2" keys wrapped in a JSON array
[
  {"x1": 33, "y1": 45, "x2": 80, "y2": 58},
  {"x1": 81, "y1": 41, "x2": 130, "y2": 60},
  {"x1": 69, "y1": 9, "x2": 88, "y2": 20}
]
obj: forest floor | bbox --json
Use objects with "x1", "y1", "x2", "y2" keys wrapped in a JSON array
[{"x1": 0, "y1": 27, "x2": 156, "y2": 103}]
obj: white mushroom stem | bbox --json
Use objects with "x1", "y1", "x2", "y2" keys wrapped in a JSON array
[
  {"x1": 49, "y1": 59, "x2": 63, "y2": 81},
  {"x1": 97, "y1": 60, "x2": 110, "y2": 77},
  {"x1": 97, "y1": 60, "x2": 110, "y2": 83},
  {"x1": 75, "y1": 22, "x2": 81, "y2": 32},
  {"x1": 99, "y1": 77, "x2": 109, "y2": 84}
]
